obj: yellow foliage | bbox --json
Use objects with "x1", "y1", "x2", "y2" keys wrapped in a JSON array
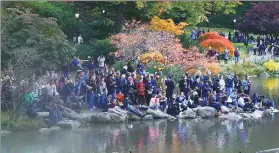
[
  {"x1": 263, "y1": 59, "x2": 279, "y2": 72},
  {"x1": 150, "y1": 16, "x2": 188, "y2": 35},
  {"x1": 140, "y1": 51, "x2": 164, "y2": 64}
]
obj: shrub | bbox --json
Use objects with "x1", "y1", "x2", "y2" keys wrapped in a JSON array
[{"x1": 263, "y1": 59, "x2": 279, "y2": 72}]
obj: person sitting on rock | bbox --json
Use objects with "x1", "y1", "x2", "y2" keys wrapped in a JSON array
[
  {"x1": 158, "y1": 92, "x2": 167, "y2": 111},
  {"x1": 208, "y1": 90, "x2": 222, "y2": 116},
  {"x1": 116, "y1": 91, "x2": 125, "y2": 108},
  {"x1": 261, "y1": 96, "x2": 275, "y2": 110},
  {"x1": 166, "y1": 94, "x2": 180, "y2": 116},
  {"x1": 149, "y1": 94, "x2": 160, "y2": 110},
  {"x1": 176, "y1": 92, "x2": 188, "y2": 112}
]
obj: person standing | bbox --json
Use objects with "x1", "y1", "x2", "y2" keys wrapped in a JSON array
[
  {"x1": 224, "y1": 49, "x2": 229, "y2": 64},
  {"x1": 234, "y1": 48, "x2": 240, "y2": 64},
  {"x1": 136, "y1": 77, "x2": 146, "y2": 107},
  {"x1": 165, "y1": 77, "x2": 175, "y2": 106}
]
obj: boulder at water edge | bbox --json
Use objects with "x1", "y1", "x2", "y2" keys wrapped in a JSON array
[
  {"x1": 91, "y1": 111, "x2": 128, "y2": 123},
  {"x1": 178, "y1": 108, "x2": 197, "y2": 119},
  {"x1": 196, "y1": 107, "x2": 216, "y2": 118},
  {"x1": 50, "y1": 126, "x2": 61, "y2": 132},
  {"x1": 146, "y1": 109, "x2": 171, "y2": 119},
  {"x1": 71, "y1": 113, "x2": 94, "y2": 124},
  {"x1": 57, "y1": 120, "x2": 81, "y2": 129},
  {"x1": 128, "y1": 113, "x2": 142, "y2": 121},
  {"x1": 143, "y1": 115, "x2": 153, "y2": 120},
  {"x1": 1, "y1": 130, "x2": 12, "y2": 136},
  {"x1": 37, "y1": 112, "x2": 49, "y2": 117},
  {"x1": 39, "y1": 128, "x2": 51, "y2": 134},
  {"x1": 239, "y1": 113, "x2": 252, "y2": 119},
  {"x1": 219, "y1": 112, "x2": 242, "y2": 120}
]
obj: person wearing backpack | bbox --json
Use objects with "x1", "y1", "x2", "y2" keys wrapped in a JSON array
[{"x1": 234, "y1": 48, "x2": 240, "y2": 64}]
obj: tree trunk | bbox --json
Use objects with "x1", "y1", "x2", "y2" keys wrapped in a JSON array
[{"x1": 115, "y1": 2, "x2": 124, "y2": 33}]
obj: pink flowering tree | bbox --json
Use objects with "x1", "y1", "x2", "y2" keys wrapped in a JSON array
[{"x1": 110, "y1": 25, "x2": 220, "y2": 73}]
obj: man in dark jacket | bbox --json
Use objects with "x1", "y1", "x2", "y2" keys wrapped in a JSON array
[{"x1": 165, "y1": 77, "x2": 175, "y2": 105}]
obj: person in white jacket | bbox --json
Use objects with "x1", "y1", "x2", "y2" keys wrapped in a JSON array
[
  {"x1": 219, "y1": 75, "x2": 225, "y2": 91},
  {"x1": 43, "y1": 81, "x2": 59, "y2": 96}
]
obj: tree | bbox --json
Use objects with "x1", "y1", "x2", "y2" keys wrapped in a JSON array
[
  {"x1": 1, "y1": 8, "x2": 75, "y2": 71},
  {"x1": 236, "y1": 2, "x2": 279, "y2": 36},
  {"x1": 150, "y1": 16, "x2": 188, "y2": 35},
  {"x1": 161, "y1": 1, "x2": 241, "y2": 25},
  {"x1": 200, "y1": 32, "x2": 235, "y2": 56},
  {"x1": 110, "y1": 25, "x2": 220, "y2": 73}
]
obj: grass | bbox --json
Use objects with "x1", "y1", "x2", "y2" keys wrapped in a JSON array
[
  {"x1": 184, "y1": 26, "x2": 233, "y2": 34},
  {"x1": 1, "y1": 113, "x2": 47, "y2": 131}
]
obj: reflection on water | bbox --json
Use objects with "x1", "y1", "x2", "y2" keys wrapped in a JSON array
[
  {"x1": 2, "y1": 77, "x2": 279, "y2": 153},
  {"x1": 2, "y1": 117, "x2": 279, "y2": 153}
]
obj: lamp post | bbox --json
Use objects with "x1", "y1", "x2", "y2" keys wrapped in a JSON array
[
  {"x1": 233, "y1": 19, "x2": 236, "y2": 46},
  {"x1": 75, "y1": 13, "x2": 79, "y2": 42}
]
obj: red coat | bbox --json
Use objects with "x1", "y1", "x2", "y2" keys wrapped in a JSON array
[{"x1": 136, "y1": 81, "x2": 145, "y2": 96}]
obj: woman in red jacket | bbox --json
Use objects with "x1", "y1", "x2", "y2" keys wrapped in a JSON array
[{"x1": 136, "y1": 77, "x2": 146, "y2": 107}]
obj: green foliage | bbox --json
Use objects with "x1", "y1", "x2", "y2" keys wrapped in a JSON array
[
  {"x1": 1, "y1": 113, "x2": 46, "y2": 131},
  {"x1": 75, "y1": 39, "x2": 116, "y2": 62},
  {"x1": 1, "y1": 8, "x2": 75, "y2": 70},
  {"x1": 179, "y1": 34, "x2": 203, "y2": 51},
  {"x1": 145, "y1": 61, "x2": 185, "y2": 82},
  {"x1": 112, "y1": 60, "x2": 127, "y2": 70},
  {"x1": 221, "y1": 62, "x2": 266, "y2": 77}
]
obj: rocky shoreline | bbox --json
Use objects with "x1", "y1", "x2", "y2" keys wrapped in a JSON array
[{"x1": 2, "y1": 107, "x2": 278, "y2": 136}]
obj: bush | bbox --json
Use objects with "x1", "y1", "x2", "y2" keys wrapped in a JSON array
[
  {"x1": 179, "y1": 34, "x2": 203, "y2": 51},
  {"x1": 1, "y1": 113, "x2": 46, "y2": 131},
  {"x1": 112, "y1": 60, "x2": 127, "y2": 71}
]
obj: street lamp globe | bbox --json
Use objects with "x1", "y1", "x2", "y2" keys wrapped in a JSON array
[
  {"x1": 233, "y1": 19, "x2": 236, "y2": 23},
  {"x1": 102, "y1": 10, "x2": 105, "y2": 14},
  {"x1": 75, "y1": 13, "x2": 80, "y2": 18}
]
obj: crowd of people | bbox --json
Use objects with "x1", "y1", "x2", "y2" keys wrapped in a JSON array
[
  {"x1": 33, "y1": 55, "x2": 278, "y2": 117},
  {"x1": 1, "y1": 53, "x2": 276, "y2": 126}
]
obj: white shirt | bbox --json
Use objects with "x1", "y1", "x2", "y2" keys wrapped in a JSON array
[
  {"x1": 238, "y1": 97, "x2": 245, "y2": 106},
  {"x1": 219, "y1": 79, "x2": 225, "y2": 90},
  {"x1": 44, "y1": 84, "x2": 59, "y2": 96},
  {"x1": 97, "y1": 56, "x2": 105, "y2": 67}
]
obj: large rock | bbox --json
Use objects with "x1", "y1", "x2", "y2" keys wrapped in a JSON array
[
  {"x1": 251, "y1": 110, "x2": 263, "y2": 119},
  {"x1": 219, "y1": 112, "x2": 242, "y2": 120},
  {"x1": 91, "y1": 112, "x2": 128, "y2": 123},
  {"x1": 91, "y1": 113, "x2": 113, "y2": 123},
  {"x1": 37, "y1": 112, "x2": 49, "y2": 117},
  {"x1": 167, "y1": 116, "x2": 176, "y2": 121},
  {"x1": 50, "y1": 126, "x2": 61, "y2": 132},
  {"x1": 178, "y1": 108, "x2": 197, "y2": 119},
  {"x1": 128, "y1": 113, "x2": 142, "y2": 121},
  {"x1": 239, "y1": 113, "x2": 252, "y2": 119},
  {"x1": 39, "y1": 128, "x2": 51, "y2": 134},
  {"x1": 146, "y1": 109, "x2": 171, "y2": 119},
  {"x1": 221, "y1": 106, "x2": 230, "y2": 113},
  {"x1": 71, "y1": 113, "x2": 94, "y2": 124},
  {"x1": 57, "y1": 120, "x2": 81, "y2": 129},
  {"x1": 143, "y1": 115, "x2": 153, "y2": 120},
  {"x1": 196, "y1": 107, "x2": 216, "y2": 118},
  {"x1": 1, "y1": 130, "x2": 12, "y2": 136},
  {"x1": 235, "y1": 107, "x2": 244, "y2": 113}
]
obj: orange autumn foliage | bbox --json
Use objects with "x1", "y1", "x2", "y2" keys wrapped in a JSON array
[{"x1": 200, "y1": 32, "x2": 235, "y2": 56}]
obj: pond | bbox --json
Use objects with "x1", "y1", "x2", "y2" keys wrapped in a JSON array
[{"x1": 1, "y1": 77, "x2": 279, "y2": 153}]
